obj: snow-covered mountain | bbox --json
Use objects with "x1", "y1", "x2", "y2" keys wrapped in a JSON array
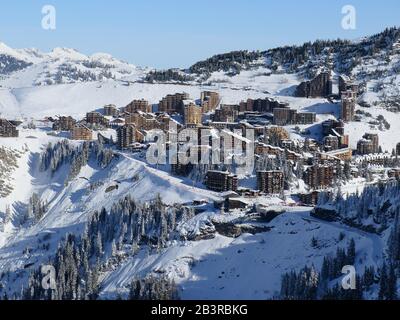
[
  {"x1": 171, "y1": 27, "x2": 400, "y2": 109},
  {"x1": 0, "y1": 42, "x2": 148, "y2": 88},
  {"x1": 1, "y1": 27, "x2": 400, "y2": 300}
]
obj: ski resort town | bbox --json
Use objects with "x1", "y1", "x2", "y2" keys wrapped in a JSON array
[{"x1": 1, "y1": 71, "x2": 400, "y2": 209}]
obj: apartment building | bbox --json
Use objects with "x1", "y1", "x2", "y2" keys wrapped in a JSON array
[
  {"x1": 341, "y1": 91, "x2": 356, "y2": 122},
  {"x1": 125, "y1": 99, "x2": 152, "y2": 113},
  {"x1": 159, "y1": 92, "x2": 189, "y2": 114},
  {"x1": 213, "y1": 104, "x2": 240, "y2": 123},
  {"x1": 239, "y1": 98, "x2": 288, "y2": 113},
  {"x1": 103, "y1": 104, "x2": 119, "y2": 117},
  {"x1": 272, "y1": 108, "x2": 297, "y2": 126},
  {"x1": 295, "y1": 72, "x2": 333, "y2": 98},
  {"x1": 339, "y1": 75, "x2": 359, "y2": 97},
  {"x1": 205, "y1": 170, "x2": 238, "y2": 192},
  {"x1": 357, "y1": 133, "x2": 379, "y2": 155},
  {"x1": 117, "y1": 124, "x2": 145, "y2": 150},
  {"x1": 257, "y1": 170, "x2": 284, "y2": 194},
  {"x1": 295, "y1": 112, "x2": 317, "y2": 125},
  {"x1": 201, "y1": 91, "x2": 220, "y2": 113},
  {"x1": 183, "y1": 101, "x2": 202, "y2": 126},
  {"x1": 322, "y1": 119, "x2": 345, "y2": 137},
  {"x1": 273, "y1": 108, "x2": 315, "y2": 126},
  {"x1": 304, "y1": 164, "x2": 335, "y2": 189},
  {"x1": 323, "y1": 135, "x2": 339, "y2": 152}
]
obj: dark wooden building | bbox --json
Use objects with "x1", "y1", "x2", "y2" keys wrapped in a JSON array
[
  {"x1": 205, "y1": 170, "x2": 238, "y2": 192},
  {"x1": 0, "y1": 118, "x2": 19, "y2": 137},
  {"x1": 295, "y1": 72, "x2": 332, "y2": 98},
  {"x1": 52, "y1": 116, "x2": 76, "y2": 131},
  {"x1": 257, "y1": 170, "x2": 284, "y2": 194}
]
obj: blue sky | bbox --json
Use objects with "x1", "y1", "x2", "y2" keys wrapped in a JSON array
[{"x1": 0, "y1": 0, "x2": 399, "y2": 68}]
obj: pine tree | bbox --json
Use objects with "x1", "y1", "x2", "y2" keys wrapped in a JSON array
[
  {"x1": 347, "y1": 239, "x2": 356, "y2": 265},
  {"x1": 379, "y1": 263, "x2": 388, "y2": 300},
  {"x1": 387, "y1": 264, "x2": 398, "y2": 300},
  {"x1": 311, "y1": 236, "x2": 318, "y2": 248}
]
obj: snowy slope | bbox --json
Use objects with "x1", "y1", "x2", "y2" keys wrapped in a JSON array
[
  {"x1": 0, "y1": 126, "x2": 221, "y2": 296},
  {"x1": 1, "y1": 29, "x2": 400, "y2": 300},
  {"x1": 0, "y1": 130, "x2": 384, "y2": 299},
  {"x1": 100, "y1": 208, "x2": 382, "y2": 299},
  {"x1": 0, "y1": 42, "x2": 148, "y2": 88}
]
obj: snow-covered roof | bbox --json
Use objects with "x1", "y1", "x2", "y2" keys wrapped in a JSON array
[{"x1": 354, "y1": 153, "x2": 393, "y2": 163}]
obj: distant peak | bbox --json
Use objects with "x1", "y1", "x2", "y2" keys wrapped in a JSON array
[
  {"x1": 48, "y1": 47, "x2": 88, "y2": 60},
  {"x1": 0, "y1": 41, "x2": 34, "y2": 62}
]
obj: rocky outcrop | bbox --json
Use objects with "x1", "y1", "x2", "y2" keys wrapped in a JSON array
[
  {"x1": 310, "y1": 207, "x2": 338, "y2": 222},
  {"x1": 213, "y1": 221, "x2": 271, "y2": 238},
  {"x1": 258, "y1": 208, "x2": 285, "y2": 222},
  {"x1": 185, "y1": 220, "x2": 216, "y2": 241}
]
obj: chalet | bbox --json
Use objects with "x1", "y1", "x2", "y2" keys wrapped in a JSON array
[
  {"x1": 52, "y1": 116, "x2": 76, "y2": 131},
  {"x1": 71, "y1": 124, "x2": 92, "y2": 140},
  {"x1": 110, "y1": 118, "x2": 125, "y2": 128},
  {"x1": 0, "y1": 118, "x2": 19, "y2": 137},
  {"x1": 86, "y1": 112, "x2": 109, "y2": 127},
  {"x1": 225, "y1": 197, "x2": 249, "y2": 211}
]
